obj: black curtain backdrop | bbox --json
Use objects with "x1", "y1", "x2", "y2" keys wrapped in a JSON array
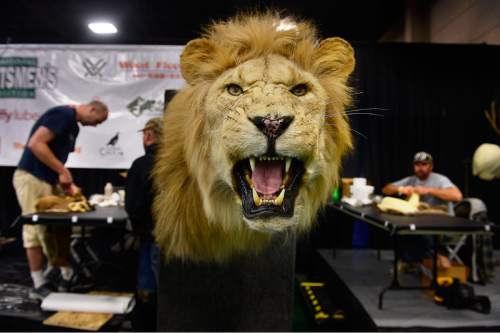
[
  {"x1": 1, "y1": 42, "x2": 499, "y2": 246},
  {"x1": 342, "y1": 42, "x2": 499, "y2": 247}
]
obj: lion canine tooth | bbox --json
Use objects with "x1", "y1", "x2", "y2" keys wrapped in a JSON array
[
  {"x1": 252, "y1": 188, "x2": 261, "y2": 206},
  {"x1": 245, "y1": 174, "x2": 252, "y2": 186},
  {"x1": 249, "y1": 157, "x2": 255, "y2": 171},
  {"x1": 285, "y1": 157, "x2": 292, "y2": 173},
  {"x1": 275, "y1": 189, "x2": 285, "y2": 205}
]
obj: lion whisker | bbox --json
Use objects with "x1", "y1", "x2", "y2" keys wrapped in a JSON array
[
  {"x1": 326, "y1": 122, "x2": 368, "y2": 139},
  {"x1": 345, "y1": 107, "x2": 389, "y2": 113},
  {"x1": 350, "y1": 128, "x2": 368, "y2": 140},
  {"x1": 325, "y1": 112, "x2": 384, "y2": 119}
]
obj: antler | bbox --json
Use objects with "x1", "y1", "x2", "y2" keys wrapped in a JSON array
[{"x1": 484, "y1": 101, "x2": 500, "y2": 136}]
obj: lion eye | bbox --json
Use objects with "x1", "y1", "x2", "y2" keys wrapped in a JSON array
[
  {"x1": 290, "y1": 84, "x2": 308, "y2": 96},
  {"x1": 226, "y1": 84, "x2": 244, "y2": 96}
]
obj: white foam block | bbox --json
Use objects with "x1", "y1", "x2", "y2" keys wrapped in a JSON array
[{"x1": 41, "y1": 293, "x2": 135, "y2": 314}]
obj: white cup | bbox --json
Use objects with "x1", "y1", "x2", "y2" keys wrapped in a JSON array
[
  {"x1": 350, "y1": 185, "x2": 374, "y2": 200},
  {"x1": 352, "y1": 177, "x2": 367, "y2": 187}
]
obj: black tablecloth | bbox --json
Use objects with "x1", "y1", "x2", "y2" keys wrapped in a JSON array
[{"x1": 331, "y1": 203, "x2": 495, "y2": 234}]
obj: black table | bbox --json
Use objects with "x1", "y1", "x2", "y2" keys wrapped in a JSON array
[
  {"x1": 330, "y1": 202, "x2": 495, "y2": 309},
  {"x1": 19, "y1": 206, "x2": 129, "y2": 228},
  {"x1": 17, "y1": 206, "x2": 130, "y2": 289}
]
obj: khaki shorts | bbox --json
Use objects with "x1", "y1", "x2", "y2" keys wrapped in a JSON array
[{"x1": 12, "y1": 169, "x2": 63, "y2": 260}]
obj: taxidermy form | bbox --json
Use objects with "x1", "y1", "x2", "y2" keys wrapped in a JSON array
[{"x1": 153, "y1": 12, "x2": 355, "y2": 262}]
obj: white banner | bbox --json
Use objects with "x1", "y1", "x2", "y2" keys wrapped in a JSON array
[{"x1": 0, "y1": 44, "x2": 185, "y2": 169}]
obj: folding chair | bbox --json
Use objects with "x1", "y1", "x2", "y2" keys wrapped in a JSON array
[{"x1": 447, "y1": 198, "x2": 490, "y2": 283}]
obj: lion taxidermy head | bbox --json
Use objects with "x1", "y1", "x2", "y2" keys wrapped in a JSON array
[{"x1": 153, "y1": 12, "x2": 354, "y2": 262}]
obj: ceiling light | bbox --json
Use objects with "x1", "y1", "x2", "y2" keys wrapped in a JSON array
[{"x1": 88, "y1": 22, "x2": 117, "y2": 34}]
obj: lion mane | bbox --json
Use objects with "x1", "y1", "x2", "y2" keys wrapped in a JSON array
[{"x1": 152, "y1": 12, "x2": 355, "y2": 262}]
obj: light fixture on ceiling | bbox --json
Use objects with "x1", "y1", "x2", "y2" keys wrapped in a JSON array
[{"x1": 88, "y1": 22, "x2": 117, "y2": 34}]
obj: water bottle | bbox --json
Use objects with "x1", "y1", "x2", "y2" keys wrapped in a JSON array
[{"x1": 104, "y1": 182, "x2": 113, "y2": 198}]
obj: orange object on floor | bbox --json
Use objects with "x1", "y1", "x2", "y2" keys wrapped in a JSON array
[{"x1": 421, "y1": 258, "x2": 469, "y2": 297}]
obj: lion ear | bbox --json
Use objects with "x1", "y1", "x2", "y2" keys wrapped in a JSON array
[
  {"x1": 180, "y1": 38, "x2": 218, "y2": 85},
  {"x1": 312, "y1": 37, "x2": 355, "y2": 81}
]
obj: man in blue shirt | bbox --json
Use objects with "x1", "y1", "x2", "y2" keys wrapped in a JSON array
[{"x1": 12, "y1": 101, "x2": 108, "y2": 300}]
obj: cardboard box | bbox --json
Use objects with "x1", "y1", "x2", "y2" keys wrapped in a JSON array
[
  {"x1": 421, "y1": 258, "x2": 469, "y2": 296},
  {"x1": 341, "y1": 178, "x2": 353, "y2": 198}
]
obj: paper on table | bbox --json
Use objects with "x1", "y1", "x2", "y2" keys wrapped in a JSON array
[{"x1": 41, "y1": 292, "x2": 135, "y2": 314}]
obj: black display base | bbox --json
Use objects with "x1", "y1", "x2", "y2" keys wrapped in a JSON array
[{"x1": 157, "y1": 232, "x2": 296, "y2": 331}]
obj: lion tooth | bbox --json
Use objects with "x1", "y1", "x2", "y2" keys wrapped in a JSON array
[
  {"x1": 252, "y1": 188, "x2": 261, "y2": 206},
  {"x1": 249, "y1": 157, "x2": 255, "y2": 171},
  {"x1": 245, "y1": 173, "x2": 253, "y2": 186},
  {"x1": 285, "y1": 157, "x2": 292, "y2": 173},
  {"x1": 275, "y1": 189, "x2": 285, "y2": 206}
]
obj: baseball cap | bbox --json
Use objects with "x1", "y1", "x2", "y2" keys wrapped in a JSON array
[
  {"x1": 413, "y1": 151, "x2": 433, "y2": 164},
  {"x1": 139, "y1": 117, "x2": 163, "y2": 135}
]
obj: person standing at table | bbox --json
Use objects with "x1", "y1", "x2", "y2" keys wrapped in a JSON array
[
  {"x1": 382, "y1": 151, "x2": 463, "y2": 269},
  {"x1": 12, "y1": 101, "x2": 109, "y2": 300},
  {"x1": 125, "y1": 117, "x2": 162, "y2": 331}
]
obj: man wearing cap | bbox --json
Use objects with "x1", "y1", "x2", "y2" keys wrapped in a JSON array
[
  {"x1": 382, "y1": 151, "x2": 463, "y2": 211},
  {"x1": 382, "y1": 151, "x2": 463, "y2": 268},
  {"x1": 124, "y1": 117, "x2": 162, "y2": 331}
]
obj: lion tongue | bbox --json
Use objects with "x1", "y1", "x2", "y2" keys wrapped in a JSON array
[{"x1": 251, "y1": 160, "x2": 283, "y2": 196}]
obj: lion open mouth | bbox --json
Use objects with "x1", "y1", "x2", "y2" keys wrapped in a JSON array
[{"x1": 233, "y1": 156, "x2": 305, "y2": 219}]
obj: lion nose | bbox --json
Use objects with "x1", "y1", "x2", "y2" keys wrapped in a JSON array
[{"x1": 249, "y1": 116, "x2": 294, "y2": 139}]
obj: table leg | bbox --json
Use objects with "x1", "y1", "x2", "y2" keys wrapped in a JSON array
[
  {"x1": 69, "y1": 226, "x2": 85, "y2": 289},
  {"x1": 432, "y1": 235, "x2": 439, "y2": 287},
  {"x1": 70, "y1": 226, "x2": 94, "y2": 290},
  {"x1": 379, "y1": 234, "x2": 401, "y2": 309},
  {"x1": 471, "y1": 235, "x2": 479, "y2": 283},
  {"x1": 376, "y1": 227, "x2": 381, "y2": 261}
]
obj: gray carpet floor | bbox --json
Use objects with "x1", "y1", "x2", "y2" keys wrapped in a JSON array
[{"x1": 319, "y1": 249, "x2": 500, "y2": 330}]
